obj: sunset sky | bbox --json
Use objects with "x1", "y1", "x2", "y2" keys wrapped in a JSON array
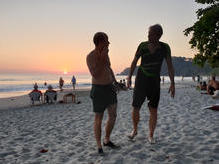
[{"x1": 0, "y1": 0, "x2": 203, "y2": 74}]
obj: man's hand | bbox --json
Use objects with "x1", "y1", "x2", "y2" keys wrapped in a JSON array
[
  {"x1": 126, "y1": 76, "x2": 132, "y2": 88},
  {"x1": 168, "y1": 83, "x2": 175, "y2": 98},
  {"x1": 96, "y1": 46, "x2": 109, "y2": 65},
  {"x1": 101, "y1": 46, "x2": 109, "y2": 56}
]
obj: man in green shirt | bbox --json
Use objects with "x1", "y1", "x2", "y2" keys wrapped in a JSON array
[{"x1": 127, "y1": 24, "x2": 175, "y2": 143}]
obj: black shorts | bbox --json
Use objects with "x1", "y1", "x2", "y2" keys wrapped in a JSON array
[
  {"x1": 132, "y1": 69, "x2": 160, "y2": 109},
  {"x1": 90, "y1": 84, "x2": 117, "y2": 113}
]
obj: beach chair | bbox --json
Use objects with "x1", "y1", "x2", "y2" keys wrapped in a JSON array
[
  {"x1": 29, "y1": 92, "x2": 42, "y2": 105},
  {"x1": 44, "y1": 91, "x2": 57, "y2": 103},
  {"x1": 63, "y1": 92, "x2": 76, "y2": 103}
]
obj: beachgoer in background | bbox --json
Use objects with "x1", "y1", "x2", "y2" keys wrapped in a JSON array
[
  {"x1": 118, "y1": 80, "x2": 127, "y2": 91},
  {"x1": 182, "y1": 76, "x2": 184, "y2": 81},
  {"x1": 197, "y1": 82, "x2": 203, "y2": 90},
  {"x1": 197, "y1": 81, "x2": 207, "y2": 91},
  {"x1": 126, "y1": 77, "x2": 133, "y2": 89},
  {"x1": 197, "y1": 75, "x2": 200, "y2": 83},
  {"x1": 192, "y1": 76, "x2": 196, "y2": 82},
  {"x1": 29, "y1": 83, "x2": 43, "y2": 104},
  {"x1": 207, "y1": 75, "x2": 219, "y2": 95},
  {"x1": 29, "y1": 83, "x2": 42, "y2": 96},
  {"x1": 162, "y1": 76, "x2": 165, "y2": 84},
  {"x1": 44, "y1": 85, "x2": 57, "y2": 103},
  {"x1": 119, "y1": 80, "x2": 123, "y2": 86},
  {"x1": 86, "y1": 32, "x2": 118, "y2": 155},
  {"x1": 127, "y1": 24, "x2": 175, "y2": 144},
  {"x1": 71, "y1": 75, "x2": 76, "y2": 90},
  {"x1": 59, "y1": 77, "x2": 64, "y2": 91},
  {"x1": 201, "y1": 81, "x2": 207, "y2": 90},
  {"x1": 44, "y1": 82, "x2": 47, "y2": 89},
  {"x1": 123, "y1": 79, "x2": 126, "y2": 86}
]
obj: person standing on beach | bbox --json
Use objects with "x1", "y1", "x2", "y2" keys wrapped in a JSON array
[
  {"x1": 127, "y1": 24, "x2": 175, "y2": 143},
  {"x1": 59, "y1": 77, "x2": 64, "y2": 91},
  {"x1": 71, "y1": 75, "x2": 76, "y2": 90},
  {"x1": 86, "y1": 32, "x2": 119, "y2": 154},
  {"x1": 197, "y1": 75, "x2": 200, "y2": 83}
]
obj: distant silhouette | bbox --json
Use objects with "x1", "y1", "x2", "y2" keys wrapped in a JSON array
[
  {"x1": 59, "y1": 77, "x2": 64, "y2": 91},
  {"x1": 162, "y1": 76, "x2": 165, "y2": 84},
  {"x1": 71, "y1": 75, "x2": 76, "y2": 90},
  {"x1": 118, "y1": 80, "x2": 127, "y2": 90},
  {"x1": 197, "y1": 75, "x2": 200, "y2": 83},
  {"x1": 123, "y1": 79, "x2": 126, "y2": 86}
]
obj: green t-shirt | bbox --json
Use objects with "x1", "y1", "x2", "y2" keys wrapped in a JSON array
[{"x1": 136, "y1": 41, "x2": 171, "y2": 77}]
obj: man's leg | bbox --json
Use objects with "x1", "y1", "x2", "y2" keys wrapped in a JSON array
[
  {"x1": 104, "y1": 104, "x2": 117, "y2": 143},
  {"x1": 132, "y1": 107, "x2": 140, "y2": 135},
  {"x1": 148, "y1": 106, "x2": 157, "y2": 139},
  {"x1": 94, "y1": 113, "x2": 104, "y2": 149}
]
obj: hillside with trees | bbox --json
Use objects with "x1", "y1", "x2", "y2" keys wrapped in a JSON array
[{"x1": 118, "y1": 56, "x2": 214, "y2": 76}]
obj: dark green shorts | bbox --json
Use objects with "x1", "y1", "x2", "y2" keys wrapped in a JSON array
[{"x1": 90, "y1": 84, "x2": 117, "y2": 113}]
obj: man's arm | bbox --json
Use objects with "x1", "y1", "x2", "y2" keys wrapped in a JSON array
[
  {"x1": 109, "y1": 67, "x2": 116, "y2": 82},
  {"x1": 127, "y1": 43, "x2": 142, "y2": 88},
  {"x1": 105, "y1": 54, "x2": 117, "y2": 82},
  {"x1": 86, "y1": 47, "x2": 109, "y2": 78},
  {"x1": 86, "y1": 55, "x2": 105, "y2": 79},
  {"x1": 166, "y1": 55, "x2": 174, "y2": 84},
  {"x1": 128, "y1": 57, "x2": 138, "y2": 78},
  {"x1": 127, "y1": 56, "x2": 139, "y2": 88},
  {"x1": 165, "y1": 54, "x2": 175, "y2": 98}
]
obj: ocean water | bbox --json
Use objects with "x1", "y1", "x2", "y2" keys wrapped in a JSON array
[
  {"x1": 0, "y1": 73, "x2": 130, "y2": 98},
  {"x1": 0, "y1": 73, "x2": 202, "y2": 98}
]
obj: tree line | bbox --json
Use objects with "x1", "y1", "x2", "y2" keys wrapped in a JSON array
[{"x1": 118, "y1": 56, "x2": 218, "y2": 76}]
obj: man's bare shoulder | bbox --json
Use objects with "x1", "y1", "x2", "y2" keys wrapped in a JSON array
[{"x1": 87, "y1": 50, "x2": 95, "y2": 61}]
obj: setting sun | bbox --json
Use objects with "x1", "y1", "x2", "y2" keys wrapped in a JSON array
[{"x1": 64, "y1": 71, "x2": 68, "y2": 74}]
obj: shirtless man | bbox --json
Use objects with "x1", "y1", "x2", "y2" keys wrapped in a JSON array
[
  {"x1": 86, "y1": 32, "x2": 118, "y2": 155},
  {"x1": 127, "y1": 24, "x2": 175, "y2": 143},
  {"x1": 207, "y1": 75, "x2": 219, "y2": 95}
]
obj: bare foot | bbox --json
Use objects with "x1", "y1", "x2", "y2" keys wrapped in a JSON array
[{"x1": 128, "y1": 131, "x2": 137, "y2": 140}]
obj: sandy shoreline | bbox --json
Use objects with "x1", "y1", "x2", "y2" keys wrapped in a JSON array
[
  {"x1": 0, "y1": 82, "x2": 195, "y2": 111},
  {"x1": 0, "y1": 89, "x2": 90, "y2": 111},
  {"x1": 0, "y1": 82, "x2": 219, "y2": 163}
]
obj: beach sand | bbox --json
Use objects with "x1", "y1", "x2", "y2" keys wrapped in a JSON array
[{"x1": 0, "y1": 82, "x2": 219, "y2": 164}]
